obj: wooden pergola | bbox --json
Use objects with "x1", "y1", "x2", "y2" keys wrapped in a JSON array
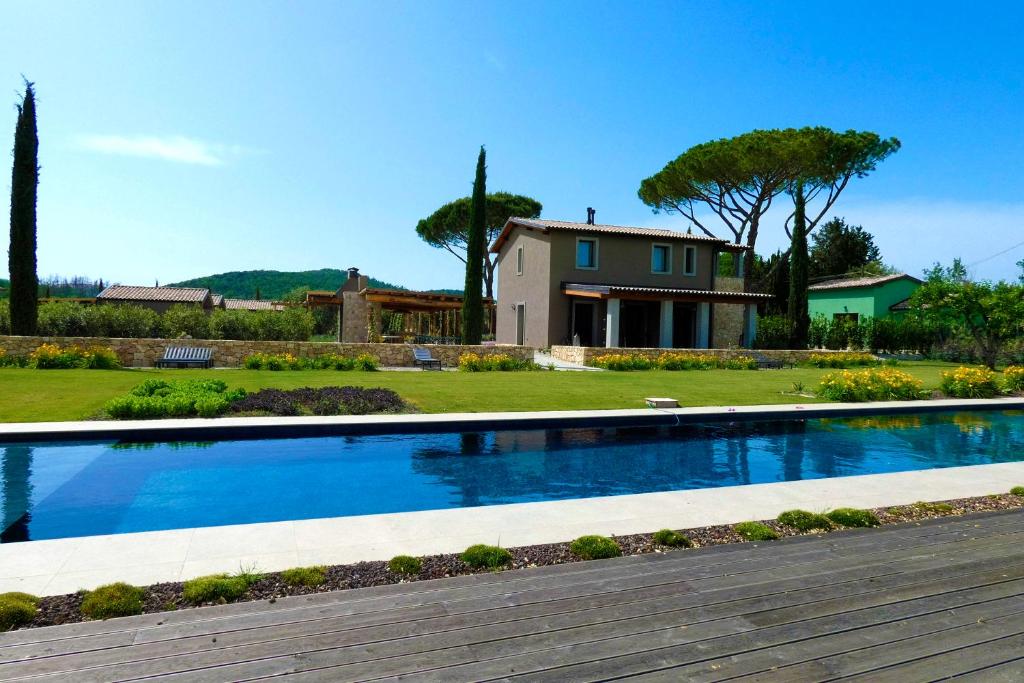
[{"x1": 305, "y1": 288, "x2": 495, "y2": 342}]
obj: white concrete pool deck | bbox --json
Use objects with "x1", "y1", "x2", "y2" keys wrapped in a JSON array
[{"x1": 1, "y1": 399, "x2": 1022, "y2": 597}]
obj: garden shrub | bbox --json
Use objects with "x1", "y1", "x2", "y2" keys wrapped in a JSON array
[
  {"x1": 1003, "y1": 366, "x2": 1024, "y2": 393},
  {"x1": 776, "y1": 510, "x2": 832, "y2": 532},
  {"x1": 733, "y1": 521, "x2": 780, "y2": 541},
  {"x1": 160, "y1": 304, "x2": 211, "y2": 339},
  {"x1": 754, "y1": 314, "x2": 789, "y2": 350},
  {"x1": 0, "y1": 592, "x2": 37, "y2": 631},
  {"x1": 460, "y1": 544, "x2": 513, "y2": 569},
  {"x1": 279, "y1": 566, "x2": 327, "y2": 588},
  {"x1": 0, "y1": 299, "x2": 9, "y2": 335},
  {"x1": 80, "y1": 582, "x2": 145, "y2": 620},
  {"x1": 0, "y1": 348, "x2": 29, "y2": 368},
  {"x1": 817, "y1": 368, "x2": 923, "y2": 402},
  {"x1": 651, "y1": 529, "x2": 692, "y2": 548},
  {"x1": 28, "y1": 343, "x2": 120, "y2": 369},
  {"x1": 826, "y1": 508, "x2": 880, "y2": 528},
  {"x1": 37, "y1": 301, "x2": 93, "y2": 337},
  {"x1": 912, "y1": 501, "x2": 953, "y2": 514},
  {"x1": 569, "y1": 535, "x2": 622, "y2": 560},
  {"x1": 182, "y1": 574, "x2": 252, "y2": 604},
  {"x1": 388, "y1": 555, "x2": 422, "y2": 575},
  {"x1": 105, "y1": 379, "x2": 245, "y2": 419},
  {"x1": 588, "y1": 352, "x2": 757, "y2": 371},
  {"x1": 939, "y1": 366, "x2": 1000, "y2": 398},
  {"x1": 1010, "y1": 486, "x2": 1024, "y2": 496},
  {"x1": 458, "y1": 352, "x2": 538, "y2": 371},
  {"x1": 244, "y1": 352, "x2": 380, "y2": 371},
  {"x1": 229, "y1": 386, "x2": 404, "y2": 416},
  {"x1": 805, "y1": 352, "x2": 879, "y2": 368}
]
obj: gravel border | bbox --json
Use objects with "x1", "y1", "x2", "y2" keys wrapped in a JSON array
[{"x1": 15, "y1": 490, "x2": 1024, "y2": 630}]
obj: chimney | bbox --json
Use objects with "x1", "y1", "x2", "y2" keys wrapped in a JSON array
[
  {"x1": 586, "y1": 207, "x2": 596, "y2": 225},
  {"x1": 347, "y1": 266, "x2": 360, "y2": 281}
]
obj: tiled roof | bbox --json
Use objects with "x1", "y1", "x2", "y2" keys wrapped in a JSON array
[
  {"x1": 210, "y1": 294, "x2": 224, "y2": 307},
  {"x1": 96, "y1": 285, "x2": 209, "y2": 303},
  {"x1": 491, "y1": 217, "x2": 749, "y2": 253},
  {"x1": 890, "y1": 297, "x2": 912, "y2": 311},
  {"x1": 808, "y1": 273, "x2": 921, "y2": 291},
  {"x1": 563, "y1": 282, "x2": 772, "y2": 301},
  {"x1": 224, "y1": 299, "x2": 277, "y2": 311}
]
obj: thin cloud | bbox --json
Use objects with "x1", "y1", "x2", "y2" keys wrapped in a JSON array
[{"x1": 76, "y1": 134, "x2": 254, "y2": 166}]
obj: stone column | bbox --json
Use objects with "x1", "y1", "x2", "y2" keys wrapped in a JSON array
[
  {"x1": 697, "y1": 302, "x2": 711, "y2": 348},
  {"x1": 659, "y1": 300, "x2": 674, "y2": 348},
  {"x1": 605, "y1": 298, "x2": 620, "y2": 348}
]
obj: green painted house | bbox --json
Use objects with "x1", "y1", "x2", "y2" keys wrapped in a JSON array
[{"x1": 807, "y1": 273, "x2": 922, "y2": 322}]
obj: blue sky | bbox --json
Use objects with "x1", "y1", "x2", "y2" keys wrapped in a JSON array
[{"x1": 2, "y1": 1, "x2": 1022, "y2": 290}]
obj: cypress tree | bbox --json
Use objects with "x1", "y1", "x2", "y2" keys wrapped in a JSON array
[
  {"x1": 461, "y1": 146, "x2": 486, "y2": 344},
  {"x1": 8, "y1": 80, "x2": 39, "y2": 335},
  {"x1": 787, "y1": 182, "x2": 810, "y2": 348}
]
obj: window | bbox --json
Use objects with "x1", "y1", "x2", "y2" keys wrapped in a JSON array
[
  {"x1": 576, "y1": 238, "x2": 598, "y2": 269},
  {"x1": 516, "y1": 245, "x2": 524, "y2": 275},
  {"x1": 683, "y1": 245, "x2": 697, "y2": 276},
  {"x1": 651, "y1": 244, "x2": 671, "y2": 274}
]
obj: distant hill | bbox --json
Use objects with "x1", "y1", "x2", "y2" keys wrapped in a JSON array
[{"x1": 168, "y1": 268, "x2": 406, "y2": 300}]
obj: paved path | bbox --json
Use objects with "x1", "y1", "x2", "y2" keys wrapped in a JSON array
[{"x1": 3, "y1": 509, "x2": 1024, "y2": 681}]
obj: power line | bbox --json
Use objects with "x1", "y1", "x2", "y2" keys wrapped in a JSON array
[{"x1": 966, "y1": 236, "x2": 1024, "y2": 268}]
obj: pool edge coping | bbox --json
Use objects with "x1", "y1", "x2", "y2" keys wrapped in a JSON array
[{"x1": 2, "y1": 397, "x2": 1023, "y2": 442}]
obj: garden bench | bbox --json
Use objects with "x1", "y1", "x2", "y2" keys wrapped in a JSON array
[
  {"x1": 751, "y1": 352, "x2": 786, "y2": 370},
  {"x1": 411, "y1": 346, "x2": 442, "y2": 370},
  {"x1": 156, "y1": 346, "x2": 214, "y2": 369}
]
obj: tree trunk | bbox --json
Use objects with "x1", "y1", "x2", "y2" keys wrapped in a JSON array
[{"x1": 483, "y1": 255, "x2": 495, "y2": 300}]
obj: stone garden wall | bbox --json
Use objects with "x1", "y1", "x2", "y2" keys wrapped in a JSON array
[
  {"x1": 550, "y1": 345, "x2": 850, "y2": 366},
  {"x1": 0, "y1": 335, "x2": 535, "y2": 368}
]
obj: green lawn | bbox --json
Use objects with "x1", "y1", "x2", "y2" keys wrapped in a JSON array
[{"x1": 0, "y1": 361, "x2": 963, "y2": 423}]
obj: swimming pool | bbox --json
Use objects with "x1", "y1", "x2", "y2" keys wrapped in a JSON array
[{"x1": 2, "y1": 409, "x2": 1022, "y2": 542}]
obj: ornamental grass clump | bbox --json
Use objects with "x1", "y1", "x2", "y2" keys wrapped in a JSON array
[
  {"x1": 244, "y1": 352, "x2": 379, "y2": 371},
  {"x1": 587, "y1": 353, "x2": 656, "y2": 371},
  {"x1": 1010, "y1": 486, "x2": 1024, "y2": 496},
  {"x1": 589, "y1": 352, "x2": 757, "y2": 371},
  {"x1": 826, "y1": 508, "x2": 880, "y2": 528},
  {"x1": 0, "y1": 592, "x2": 38, "y2": 631},
  {"x1": 80, "y1": 583, "x2": 145, "y2": 620},
  {"x1": 388, "y1": 555, "x2": 422, "y2": 576},
  {"x1": 776, "y1": 509, "x2": 832, "y2": 532},
  {"x1": 569, "y1": 535, "x2": 622, "y2": 560},
  {"x1": 817, "y1": 368, "x2": 923, "y2": 402},
  {"x1": 940, "y1": 366, "x2": 1001, "y2": 398},
  {"x1": 279, "y1": 566, "x2": 327, "y2": 588},
  {"x1": 182, "y1": 573, "x2": 254, "y2": 604},
  {"x1": 651, "y1": 529, "x2": 692, "y2": 548},
  {"x1": 461, "y1": 544, "x2": 513, "y2": 569},
  {"x1": 806, "y1": 352, "x2": 879, "y2": 369},
  {"x1": 1002, "y1": 366, "x2": 1024, "y2": 393},
  {"x1": 733, "y1": 522, "x2": 780, "y2": 541},
  {"x1": 458, "y1": 352, "x2": 538, "y2": 371}
]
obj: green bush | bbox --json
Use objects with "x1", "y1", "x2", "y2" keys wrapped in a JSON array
[
  {"x1": 826, "y1": 508, "x2": 880, "y2": 528},
  {"x1": 754, "y1": 314, "x2": 789, "y2": 350},
  {"x1": 817, "y1": 367, "x2": 923, "y2": 402},
  {"x1": 460, "y1": 544, "x2": 513, "y2": 569},
  {"x1": 388, "y1": 555, "x2": 423, "y2": 575},
  {"x1": 105, "y1": 379, "x2": 245, "y2": 419},
  {"x1": 182, "y1": 574, "x2": 251, "y2": 604},
  {"x1": 939, "y1": 367, "x2": 1001, "y2": 398},
  {"x1": 0, "y1": 299, "x2": 9, "y2": 335},
  {"x1": 912, "y1": 501, "x2": 954, "y2": 514},
  {"x1": 651, "y1": 529, "x2": 692, "y2": 548},
  {"x1": 734, "y1": 521, "x2": 780, "y2": 541},
  {"x1": 279, "y1": 566, "x2": 327, "y2": 588},
  {"x1": 80, "y1": 582, "x2": 145, "y2": 620},
  {"x1": 160, "y1": 304, "x2": 211, "y2": 339},
  {"x1": 1010, "y1": 486, "x2": 1024, "y2": 496},
  {"x1": 777, "y1": 510, "x2": 832, "y2": 532},
  {"x1": 0, "y1": 592, "x2": 37, "y2": 631},
  {"x1": 458, "y1": 352, "x2": 538, "y2": 371},
  {"x1": 569, "y1": 535, "x2": 622, "y2": 560}
]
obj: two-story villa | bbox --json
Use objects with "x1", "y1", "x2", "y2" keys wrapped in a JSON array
[{"x1": 491, "y1": 216, "x2": 772, "y2": 348}]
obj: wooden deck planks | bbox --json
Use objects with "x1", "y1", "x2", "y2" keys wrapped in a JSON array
[{"x1": 0, "y1": 509, "x2": 1022, "y2": 682}]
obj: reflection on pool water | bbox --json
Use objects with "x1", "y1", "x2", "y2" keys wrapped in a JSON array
[{"x1": 2, "y1": 410, "x2": 1022, "y2": 542}]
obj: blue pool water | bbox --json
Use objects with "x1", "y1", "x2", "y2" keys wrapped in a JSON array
[{"x1": 2, "y1": 410, "x2": 1023, "y2": 542}]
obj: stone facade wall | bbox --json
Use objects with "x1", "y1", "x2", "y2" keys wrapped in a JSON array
[
  {"x1": 550, "y1": 345, "x2": 851, "y2": 366},
  {"x1": 341, "y1": 291, "x2": 368, "y2": 343},
  {"x1": 0, "y1": 335, "x2": 535, "y2": 368},
  {"x1": 712, "y1": 303, "x2": 746, "y2": 348}
]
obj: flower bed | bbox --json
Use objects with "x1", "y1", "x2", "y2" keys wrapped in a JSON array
[
  {"x1": 1005, "y1": 366, "x2": 1024, "y2": 393},
  {"x1": 805, "y1": 351, "x2": 879, "y2": 368},
  {"x1": 0, "y1": 343, "x2": 120, "y2": 369},
  {"x1": 104, "y1": 379, "x2": 245, "y2": 419},
  {"x1": 588, "y1": 352, "x2": 757, "y2": 371},
  {"x1": 817, "y1": 367, "x2": 923, "y2": 402},
  {"x1": 458, "y1": 352, "x2": 539, "y2": 371},
  {"x1": 243, "y1": 352, "x2": 378, "y2": 371},
  {"x1": 229, "y1": 386, "x2": 406, "y2": 416},
  {"x1": 939, "y1": 366, "x2": 1000, "y2": 398}
]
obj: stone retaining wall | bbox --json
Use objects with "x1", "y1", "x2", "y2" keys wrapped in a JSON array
[
  {"x1": 0, "y1": 335, "x2": 535, "y2": 368},
  {"x1": 550, "y1": 345, "x2": 853, "y2": 366}
]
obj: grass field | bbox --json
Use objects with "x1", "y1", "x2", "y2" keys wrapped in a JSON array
[{"x1": 0, "y1": 361, "x2": 965, "y2": 423}]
